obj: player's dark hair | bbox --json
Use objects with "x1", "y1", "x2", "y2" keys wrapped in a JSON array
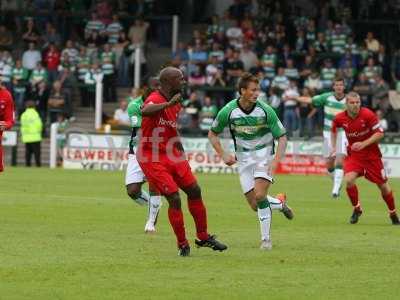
[
  {"x1": 333, "y1": 76, "x2": 345, "y2": 83},
  {"x1": 237, "y1": 72, "x2": 259, "y2": 95}
]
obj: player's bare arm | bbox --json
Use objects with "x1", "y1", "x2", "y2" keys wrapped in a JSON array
[
  {"x1": 351, "y1": 131, "x2": 384, "y2": 151},
  {"x1": 270, "y1": 134, "x2": 287, "y2": 174},
  {"x1": 295, "y1": 96, "x2": 312, "y2": 104},
  {"x1": 141, "y1": 93, "x2": 182, "y2": 116},
  {"x1": 208, "y1": 130, "x2": 236, "y2": 166}
]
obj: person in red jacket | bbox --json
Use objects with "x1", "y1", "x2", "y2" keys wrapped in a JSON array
[
  {"x1": 331, "y1": 91, "x2": 399, "y2": 225},
  {"x1": 43, "y1": 43, "x2": 61, "y2": 83},
  {"x1": 0, "y1": 79, "x2": 15, "y2": 172}
]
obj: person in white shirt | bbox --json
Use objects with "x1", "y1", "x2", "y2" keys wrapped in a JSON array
[
  {"x1": 112, "y1": 99, "x2": 130, "y2": 128},
  {"x1": 282, "y1": 80, "x2": 300, "y2": 137},
  {"x1": 22, "y1": 42, "x2": 41, "y2": 72}
]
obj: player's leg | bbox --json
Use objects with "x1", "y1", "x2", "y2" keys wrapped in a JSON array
[
  {"x1": 323, "y1": 131, "x2": 335, "y2": 180},
  {"x1": 253, "y1": 177, "x2": 273, "y2": 250},
  {"x1": 176, "y1": 160, "x2": 227, "y2": 251},
  {"x1": 125, "y1": 154, "x2": 150, "y2": 205},
  {"x1": 332, "y1": 131, "x2": 347, "y2": 198},
  {"x1": 139, "y1": 157, "x2": 189, "y2": 254},
  {"x1": 364, "y1": 159, "x2": 399, "y2": 225},
  {"x1": 144, "y1": 182, "x2": 162, "y2": 233},
  {"x1": 344, "y1": 171, "x2": 362, "y2": 224}
]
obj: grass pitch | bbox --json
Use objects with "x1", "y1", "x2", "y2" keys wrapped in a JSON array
[{"x1": 1, "y1": 167, "x2": 399, "y2": 300}]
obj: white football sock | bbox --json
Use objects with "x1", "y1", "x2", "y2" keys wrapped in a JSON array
[
  {"x1": 266, "y1": 195, "x2": 283, "y2": 211},
  {"x1": 147, "y1": 195, "x2": 162, "y2": 225},
  {"x1": 257, "y1": 206, "x2": 272, "y2": 241},
  {"x1": 332, "y1": 168, "x2": 344, "y2": 195},
  {"x1": 135, "y1": 190, "x2": 150, "y2": 206}
]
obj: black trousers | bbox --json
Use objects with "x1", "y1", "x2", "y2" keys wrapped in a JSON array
[
  {"x1": 103, "y1": 74, "x2": 117, "y2": 102},
  {"x1": 25, "y1": 142, "x2": 41, "y2": 167}
]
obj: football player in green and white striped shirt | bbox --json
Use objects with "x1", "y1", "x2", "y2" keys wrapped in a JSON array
[
  {"x1": 296, "y1": 77, "x2": 347, "y2": 198},
  {"x1": 208, "y1": 73, "x2": 294, "y2": 250}
]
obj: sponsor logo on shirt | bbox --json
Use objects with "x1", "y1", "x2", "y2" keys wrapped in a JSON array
[
  {"x1": 159, "y1": 118, "x2": 177, "y2": 128},
  {"x1": 347, "y1": 128, "x2": 370, "y2": 138}
]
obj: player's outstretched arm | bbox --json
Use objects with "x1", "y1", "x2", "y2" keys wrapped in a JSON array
[
  {"x1": 296, "y1": 96, "x2": 312, "y2": 104},
  {"x1": 141, "y1": 93, "x2": 182, "y2": 116},
  {"x1": 208, "y1": 130, "x2": 236, "y2": 166}
]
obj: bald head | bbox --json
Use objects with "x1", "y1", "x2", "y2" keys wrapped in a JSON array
[{"x1": 158, "y1": 66, "x2": 185, "y2": 98}]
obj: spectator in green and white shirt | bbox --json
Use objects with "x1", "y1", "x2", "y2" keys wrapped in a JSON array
[
  {"x1": 30, "y1": 62, "x2": 48, "y2": 89},
  {"x1": 261, "y1": 45, "x2": 277, "y2": 79},
  {"x1": 85, "y1": 12, "x2": 105, "y2": 40},
  {"x1": 271, "y1": 67, "x2": 289, "y2": 93},
  {"x1": 320, "y1": 59, "x2": 337, "y2": 90},
  {"x1": 100, "y1": 43, "x2": 116, "y2": 102},
  {"x1": 12, "y1": 59, "x2": 29, "y2": 114},
  {"x1": 106, "y1": 14, "x2": 124, "y2": 45},
  {"x1": 61, "y1": 40, "x2": 79, "y2": 67}
]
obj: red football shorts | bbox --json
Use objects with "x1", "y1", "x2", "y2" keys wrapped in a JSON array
[
  {"x1": 138, "y1": 152, "x2": 197, "y2": 196},
  {"x1": 344, "y1": 156, "x2": 387, "y2": 184}
]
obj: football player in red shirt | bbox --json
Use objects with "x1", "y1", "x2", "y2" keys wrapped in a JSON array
[
  {"x1": 331, "y1": 91, "x2": 399, "y2": 225},
  {"x1": 0, "y1": 78, "x2": 15, "y2": 172},
  {"x1": 137, "y1": 67, "x2": 227, "y2": 256}
]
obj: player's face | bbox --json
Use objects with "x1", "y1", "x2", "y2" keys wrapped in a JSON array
[
  {"x1": 171, "y1": 71, "x2": 185, "y2": 94},
  {"x1": 346, "y1": 96, "x2": 361, "y2": 116},
  {"x1": 241, "y1": 82, "x2": 260, "y2": 103},
  {"x1": 333, "y1": 80, "x2": 345, "y2": 95}
]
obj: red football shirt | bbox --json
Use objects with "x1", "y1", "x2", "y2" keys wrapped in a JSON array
[
  {"x1": 332, "y1": 107, "x2": 383, "y2": 160},
  {"x1": 139, "y1": 90, "x2": 182, "y2": 155},
  {"x1": 0, "y1": 87, "x2": 15, "y2": 140}
]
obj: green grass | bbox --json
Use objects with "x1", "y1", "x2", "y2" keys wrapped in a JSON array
[{"x1": 1, "y1": 167, "x2": 399, "y2": 300}]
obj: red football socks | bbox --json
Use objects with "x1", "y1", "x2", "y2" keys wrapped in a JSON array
[
  {"x1": 188, "y1": 198, "x2": 209, "y2": 241},
  {"x1": 382, "y1": 191, "x2": 396, "y2": 213},
  {"x1": 168, "y1": 208, "x2": 188, "y2": 247},
  {"x1": 346, "y1": 185, "x2": 361, "y2": 210}
]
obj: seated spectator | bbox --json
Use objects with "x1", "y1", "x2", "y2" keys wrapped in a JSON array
[
  {"x1": 0, "y1": 24, "x2": 13, "y2": 51},
  {"x1": 353, "y1": 73, "x2": 372, "y2": 107},
  {"x1": 100, "y1": 43, "x2": 117, "y2": 102},
  {"x1": 320, "y1": 59, "x2": 337, "y2": 90},
  {"x1": 199, "y1": 96, "x2": 218, "y2": 132},
  {"x1": 330, "y1": 24, "x2": 347, "y2": 54},
  {"x1": 365, "y1": 31, "x2": 380, "y2": 53},
  {"x1": 314, "y1": 32, "x2": 329, "y2": 53},
  {"x1": 83, "y1": 62, "x2": 103, "y2": 107},
  {"x1": 271, "y1": 67, "x2": 290, "y2": 92},
  {"x1": 128, "y1": 18, "x2": 150, "y2": 46},
  {"x1": 85, "y1": 12, "x2": 105, "y2": 40},
  {"x1": 305, "y1": 19, "x2": 317, "y2": 44},
  {"x1": 284, "y1": 58, "x2": 300, "y2": 81},
  {"x1": 208, "y1": 42, "x2": 225, "y2": 63},
  {"x1": 0, "y1": 51, "x2": 13, "y2": 90},
  {"x1": 304, "y1": 71, "x2": 323, "y2": 94},
  {"x1": 282, "y1": 80, "x2": 300, "y2": 137},
  {"x1": 376, "y1": 109, "x2": 388, "y2": 131},
  {"x1": 362, "y1": 57, "x2": 382, "y2": 83},
  {"x1": 261, "y1": 45, "x2": 277, "y2": 79},
  {"x1": 43, "y1": 43, "x2": 61, "y2": 83},
  {"x1": 188, "y1": 65, "x2": 206, "y2": 87},
  {"x1": 371, "y1": 75, "x2": 390, "y2": 113},
  {"x1": 339, "y1": 59, "x2": 356, "y2": 88},
  {"x1": 205, "y1": 55, "x2": 222, "y2": 85},
  {"x1": 22, "y1": 18, "x2": 40, "y2": 46},
  {"x1": 47, "y1": 80, "x2": 66, "y2": 123},
  {"x1": 173, "y1": 42, "x2": 189, "y2": 62},
  {"x1": 61, "y1": 40, "x2": 79, "y2": 66},
  {"x1": 110, "y1": 99, "x2": 130, "y2": 129},
  {"x1": 295, "y1": 29, "x2": 306, "y2": 52},
  {"x1": 106, "y1": 14, "x2": 124, "y2": 45},
  {"x1": 22, "y1": 42, "x2": 42, "y2": 73},
  {"x1": 223, "y1": 48, "x2": 244, "y2": 86},
  {"x1": 30, "y1": 62, "x2": 48, "y2": 91},
  {"x1": 298, "y1": 87, "x2": 317, "y2": 139},
  {"x1": 239, "y1": 42, "x2": 258, "y2": 71},
  {"x1": 12, "y1": 59, "x2": 29, "y2": 115},
  {"x1": 42, "y1": 22, "x2": 62, "y2": 49}
]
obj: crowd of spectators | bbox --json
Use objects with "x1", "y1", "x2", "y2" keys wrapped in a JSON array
[
  {"x1": 0, "y1": 0, "x2": 156, "y2": 130},
  {"x1": 172, "y1": 0, "x2": 400, "y2": 136}
]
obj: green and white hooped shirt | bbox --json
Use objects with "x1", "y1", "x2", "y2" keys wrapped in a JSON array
[
  {"x1": 311, "y1": 92, "x2": 346, "y2": 132},
  {"x1": 211, "y1": 99, "x2": 286, "y2": 154}
]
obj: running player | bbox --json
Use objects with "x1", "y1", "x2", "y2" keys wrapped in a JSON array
[
  {"x1": 331, "y1": 91, "x2": 399, "y2": 225},
  {"x1": 208, "y1": 73, "x2": 294, "y2": 250},
  {"x1": 137, "y1": 67, "x2": 227, "y2": 256},
  {"x1": 296, "y1": 77, "x2": 347, "y2": 198}
]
